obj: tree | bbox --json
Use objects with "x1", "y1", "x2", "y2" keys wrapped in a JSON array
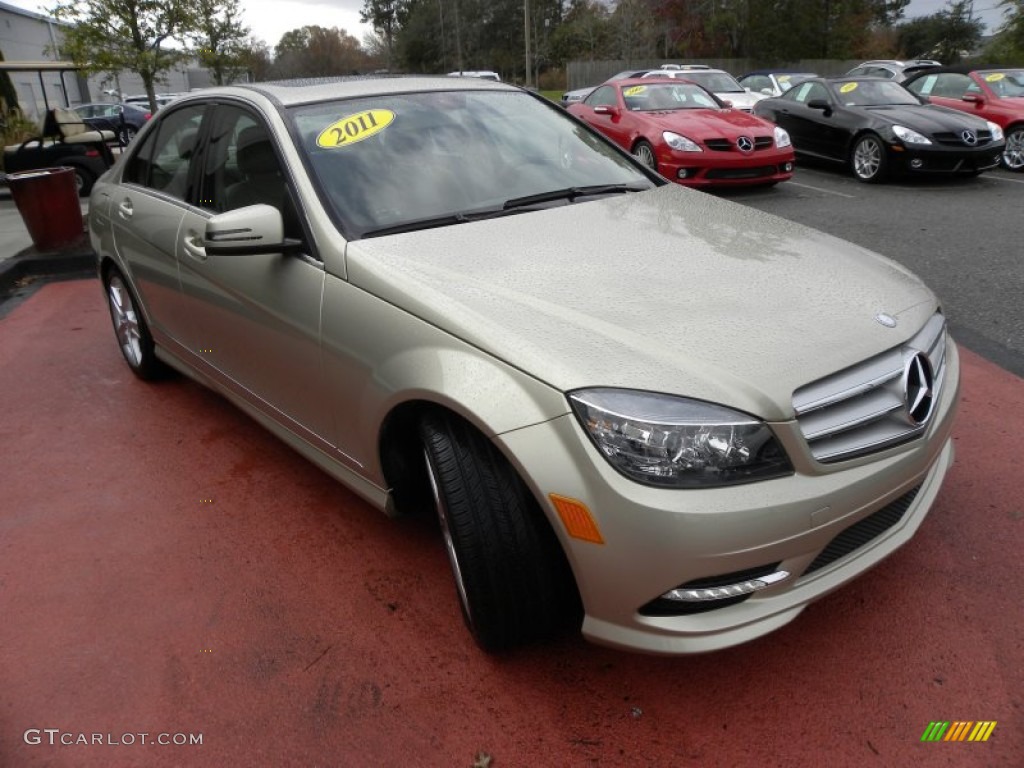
[
  {"x1": 361, "y1": 0, "x2": 409, "y2": 71},
  {"x1": 273, "y1": 26, "x2": 368, "y2": 78},
  {"x1": 189, "y1": 0, "x2": 251, "y2": 85},
  {"x1": 984, "y1": 0, "x2": 1024, "y2": 61},
  {"x1": 50, "y1": 0, "x2": 191, "y2": 112},
  {"x1": 897, "y1": 0, "x2": 983, "y2": 61},
  {"x1": 238, "y1": 38, "x2": 274, "y2": 83}
]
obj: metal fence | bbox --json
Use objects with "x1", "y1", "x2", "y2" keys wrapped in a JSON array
[{"x1": 567, "y1": 59, "x2": 864, "y2": 90}]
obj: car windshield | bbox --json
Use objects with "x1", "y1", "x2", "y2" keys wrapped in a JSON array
[
  {"x1": 289, "y1": 90, "x2": 653, "y2": 239},
  {"x1": 681, "y1": 72, "x2": 745, "y2": 93},
  {"x1": 623, "y1": 83, "x2": 719, "y2": 110},
  {"x1": 777, "y1": 74, "x2": 816, "y2": 92},
  {"x1": 833, "y1": 79, "x2": 920, "y2": 106},
  {"x1": 978, "y1": 70, "x2": 1024, "y2": 97}
]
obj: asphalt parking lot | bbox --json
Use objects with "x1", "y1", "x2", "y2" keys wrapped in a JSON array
[{"x1": 2, "y1": 166, "x2": 1022, "y2": 766}]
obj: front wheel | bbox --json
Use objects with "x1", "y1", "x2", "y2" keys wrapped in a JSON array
[
  {"x1": 120, "y1": 125, "x2": 137, "y2": 144},
  {"x1": 103, "y1": 268, "x2": 165, "y2": 380},
  {"x1": 851, "y1": 134, "x2": 888, "y2": 183},
  {"x1": 1003, "y1": 125, "x2": 1024, "y2": 171},
  {"x1": 419, "y1": 412, "x2": 581, "y2": 652},
  {"x1": 632, "y1": 140, "x2": 658, "y2": 172}
]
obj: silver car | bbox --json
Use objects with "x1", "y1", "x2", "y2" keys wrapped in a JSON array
[{"x1": 89, "y1": 76, "x2": 959, "y2": 655}]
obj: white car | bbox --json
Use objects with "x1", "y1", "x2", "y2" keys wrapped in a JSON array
[{"x1": 643, "y1": 67, "x2": 767, "y2": 111}]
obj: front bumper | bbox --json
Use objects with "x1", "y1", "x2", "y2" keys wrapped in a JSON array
[
  {"x1": 659, "y1": 147, "x2": 795, "y2": 187},
  {"x1": 498, "y1": 338, "x2": 960, "y2": 655},
  {"x1": 889, "y1": 142, "x2": 1004, "y2": 174}
]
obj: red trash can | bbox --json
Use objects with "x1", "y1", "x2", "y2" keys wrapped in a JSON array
[{"x1": 6, "y1": 166, "x2": 85, "y2": 251}]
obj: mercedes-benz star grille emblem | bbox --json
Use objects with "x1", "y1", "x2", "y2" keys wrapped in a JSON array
[
  {"x1": 903, "y1": 352, "x2": 935, "y2": 426},
  {"x1": 736, "y1": 136, "x2": 754, "y2": 153},
  {"x1": 961, "y1": 129, "x2": 978, "y2": 146}
]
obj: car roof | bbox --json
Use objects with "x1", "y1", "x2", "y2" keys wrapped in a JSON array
[
  {"x1": 739, "y1": 69, "x2": 817, "y2": 77},
  {"x1": 903, "y1": 63, "x2": 1021, "y2": 80},
  {"x1": 180, "y1": 75, "x2": 518, "y2": 108},
  {"x1": 615, "y1": 77, "x2": 699, "y2": 87}
]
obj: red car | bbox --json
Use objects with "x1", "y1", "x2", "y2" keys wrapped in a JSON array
[
  {"x1": 568, "y1": 78, "x2": 794, "y2": 187},
  {"x1": 904, "y1": 66, "x2": 1024, "y2": 171}
]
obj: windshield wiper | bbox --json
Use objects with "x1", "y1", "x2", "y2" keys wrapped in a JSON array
[
  {"x1": 360, "y1": 207, "x2": 520, "y2": 238},
  {"x1": 502, "y1": 183, "x2": 649, "y2": 211}
]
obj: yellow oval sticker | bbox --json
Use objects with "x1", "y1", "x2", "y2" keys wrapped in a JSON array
[
  {"x1": 317, "y1": 109, "x2": 395, "y2": 148},
  {"x1": 839, "y1": 82, "x2": 858, "y2": 94},
  {"x1": 778, "y1": 75, "x2": 791, "y2": 82},
  {"x1": 985, "y1": 72, "x2": 1005, "y2": 82},
  {"x1": 624, "y1": 85, "x2": 647, "y2": 96}
]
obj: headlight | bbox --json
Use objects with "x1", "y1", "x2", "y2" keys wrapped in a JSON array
[
  {"x1": 569, "y1": 388, "x2": 793, "y2": 488},
  {"x1": 892, "y1": 125, "x2": 932, "y2": 145},
  {"x1": 987, "y1": 121, "x2": 1004, "y2": 142},
  {"x1": 774, "y1": 125, "x2": 792, "y2": 149},
  {"x1": 663, "y1": 131, "x2": 703, "y2": 152}
]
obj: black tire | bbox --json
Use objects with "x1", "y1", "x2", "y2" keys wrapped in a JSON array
[
  {"x1": 120, "y1": 125, "x2": 137, "y2": 145},
  {"x1": 103, "y1": 267, "x2": 166, "y2": 380},
  {"x1": 71, "y1": 166, "x2": 96, "y2": 197},
  {"x1": 632, "y1": 139, "x2": 658, "y2": 172},
  {"x1": 419, "y1": 412, "x2": 581, "y2": 651},
  {"x1": 1003, "y1": 125, "x2": 1024, "y2": 171},
  {"x1": 850, "y1": 133, "x2": 888, "y2": 183}
]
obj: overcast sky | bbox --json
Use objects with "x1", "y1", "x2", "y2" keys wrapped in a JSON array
[{"x1": 3, "y1": 0, "x2": 1010, "y2": 52}]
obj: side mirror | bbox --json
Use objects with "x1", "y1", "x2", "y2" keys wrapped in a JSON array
[
  {"x1": 807, "y1": 98, "x2": 832, "y2": 115},
  {"x1": 594, "y1": 105, "x2": 620, "y2": 116},
  {"x1": 721, "y1": 99, "x2": 733, "y2": 108},
  {"x1": 204, "y1": 204, "x2": 303, "y2": 256},
  {"x1": 761, "y1": 88, "x2": 773, "y2": 96},
  {"x1": 963, "y1": 93, "x2": 985, "y2": 105}
]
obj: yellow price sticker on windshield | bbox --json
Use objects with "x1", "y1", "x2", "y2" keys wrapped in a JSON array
[
  {"x1": 839, "y1": 82, "x2": 858, "y2": 94},
  {"x1": 624, "y1": 86, "x2": 647, "y2": 96},
  {"x1": 317, "y1": 109, "x2": 395, "y2": 148},
  {"x1": 778, "y1": 75, "x2": 791, "y2": 82},
  {"x1": 985, "y1": 72, "x2": 1005, "y2": 82}
]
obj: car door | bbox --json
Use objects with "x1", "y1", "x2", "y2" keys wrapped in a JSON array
[
  {"x1": 109, "y1": 103, "x2": 207, "y2": 347},
  {"x1": 581, "y1": 85, "x2": 631, "y2": 149},
  {"x1": 906, "y1": 72, "x2": 976, "y2": 116},
  {"x1": 174, "y1": 102, "x2": 334, "y2": 444},
  {"x1": 774, "y1": 81, "x2": 834, "y2": 157}
]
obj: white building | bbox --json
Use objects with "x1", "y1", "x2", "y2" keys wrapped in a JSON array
[{"x1": 0, "y1": 0, "x2": 210, "y2": 122}]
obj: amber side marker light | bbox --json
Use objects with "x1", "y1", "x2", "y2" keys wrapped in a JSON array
[{"x1": 549, "y1": 494, "x2": 605, "y2": 544}]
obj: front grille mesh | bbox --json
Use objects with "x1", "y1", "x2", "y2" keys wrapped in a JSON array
[
  {"x1": 932, "y1": 130, "x2": 994, "y2": 146},
  {"x1": 704, "y1": 136, "x2": 773, "y2": 152},
  {"x1": 792, "y1": 313, "x2": 947, "y2": 463},
  {"x1": 801, "y1": 485, "x2": 921, "y2": 577}
]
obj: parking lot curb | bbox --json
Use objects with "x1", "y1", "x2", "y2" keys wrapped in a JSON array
[{"x1": 0, "y1": 239, "x2": 96, "y2": 299}]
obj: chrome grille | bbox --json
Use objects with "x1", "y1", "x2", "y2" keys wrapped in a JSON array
[
  {"x1": 932, "y1": 130, "x2": 993, "y2": 146},
  {"x1": 793, "y1": 313, "x2": 947, "y2": 463}
]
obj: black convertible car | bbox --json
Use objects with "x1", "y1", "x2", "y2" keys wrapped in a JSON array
[{"x1": 754, "y1": 76, "x2": 1005, "y2": 182}]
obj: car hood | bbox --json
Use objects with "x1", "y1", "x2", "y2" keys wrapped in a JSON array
[
  {"x1": 643, "y1": 108, "x2": 775, "y2": 136},
  {"x1": 864, "y1": 104, "x2": 990, "y2": 132},
  {"x1": 345, "y1": 185, "x2": 937, "y2": 421}
]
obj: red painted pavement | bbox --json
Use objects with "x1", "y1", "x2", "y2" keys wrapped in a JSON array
[{"x1": 1, "y1": 279, "x2": 1021, "y2": 767}]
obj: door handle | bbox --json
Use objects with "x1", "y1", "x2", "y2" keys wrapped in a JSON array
[
  {"x1": 183, "y1": 233, "x2": 207, "y2": 262},
  {"x1": 117, "y1": 200, "x2": 133, "y2": 219}
]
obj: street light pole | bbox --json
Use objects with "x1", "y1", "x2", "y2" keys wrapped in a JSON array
[{"x1": 524, "y1": 0, "x2": 532, "y2": 87}]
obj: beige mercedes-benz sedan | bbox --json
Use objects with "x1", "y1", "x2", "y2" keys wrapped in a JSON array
[{"x1": 89, "y1": 76, "x2": 959, "y2": 655}]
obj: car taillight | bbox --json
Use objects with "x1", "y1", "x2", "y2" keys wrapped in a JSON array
[
  {"x1": 144, "y1": 113, "x2": 152, "y2": 120},
  {"x1": 85, "y1": 149, "x2": 99, "y2": 157}
]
